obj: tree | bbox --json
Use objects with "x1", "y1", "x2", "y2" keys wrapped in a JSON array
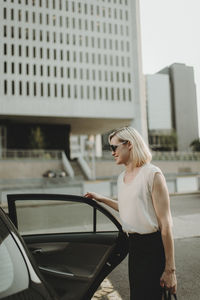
[
  {"x1": 29, "y1": 127, "x2": 46, "y2": 149},
  {"x1": 190, "y1": 139, "x2": 200, "y2": 152}
]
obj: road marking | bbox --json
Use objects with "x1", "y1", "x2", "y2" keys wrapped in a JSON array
[{"x1": 92, "y1": 278, "x2": 123, "y2": 300}]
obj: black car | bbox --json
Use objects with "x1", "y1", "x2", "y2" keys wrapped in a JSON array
[{"x1": 0, "y1": 194, "x2": 128, "y2": 300}]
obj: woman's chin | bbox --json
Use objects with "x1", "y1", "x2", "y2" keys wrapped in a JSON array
[{"x1": 115, "y1": 158, "x2": 122, "y2": 165}]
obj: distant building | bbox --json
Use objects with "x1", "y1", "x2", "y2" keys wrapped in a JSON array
[
  {"x1": 146, "y1": 63, "x2": 199, "y2": 151},
  {"x1": 0, "y1": 0, "x2": 147, "y2": 158}
]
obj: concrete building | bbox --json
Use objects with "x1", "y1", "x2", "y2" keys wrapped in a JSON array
[
  {"x1": 146, "y1": 63, "x2": 199, "y2": 151},
  {"x1": 0, "y1": 0, "x2": 147, "y2": 158}
]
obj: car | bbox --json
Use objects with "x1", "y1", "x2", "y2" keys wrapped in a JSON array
[{"x1": 0, "y1": 194, "x2": 128, "y2": 300}]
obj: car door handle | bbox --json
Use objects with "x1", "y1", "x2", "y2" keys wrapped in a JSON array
[
  {"x1": 38, "y1": 266, "x2": 75, "y2": 278},
  {"x1": 31, "y1": 248, "x2": 43, "y2": 254}
]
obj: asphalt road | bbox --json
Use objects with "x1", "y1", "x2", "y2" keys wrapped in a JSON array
[{"x1": 93, "y1": 193, "x2": 200, "y2": 300}]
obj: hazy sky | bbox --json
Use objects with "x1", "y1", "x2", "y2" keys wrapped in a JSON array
[{"x1": 139, "y1": 0, "x2": 200, "y2": 135}]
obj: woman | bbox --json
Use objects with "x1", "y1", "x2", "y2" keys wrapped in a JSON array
[{"x1": 85, "y1": 126, "x2": 177, "y2": 300}]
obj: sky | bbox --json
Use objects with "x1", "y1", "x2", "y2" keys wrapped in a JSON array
[{"x1": 139, "y1": 0, "x2": 200, "y2": 136}]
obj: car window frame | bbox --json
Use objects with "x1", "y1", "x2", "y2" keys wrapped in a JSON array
[{"x1": 7, "y1": 194, "x2": 123, "y2": 234}]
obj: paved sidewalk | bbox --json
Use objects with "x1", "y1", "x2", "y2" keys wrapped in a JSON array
[{"x1": 173, "y1": 213, "x2": 200, "y2": 239}]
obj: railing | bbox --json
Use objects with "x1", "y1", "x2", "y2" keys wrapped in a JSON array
[
  {"x1": 102, "y1": 150, "x2": 200, "y2": 161},
  {"x1": 152, "y1": 151, "x2": 200, "y2": 161},
  {"x1": 0, "y1": 149, "x2": 62, "y2": 160}
]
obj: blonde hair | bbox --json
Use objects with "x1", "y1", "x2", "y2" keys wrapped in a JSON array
[{"x1": 109, "y1": 126, "x2": 152, "y2": 167}]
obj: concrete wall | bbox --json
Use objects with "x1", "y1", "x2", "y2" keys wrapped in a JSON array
[{"x1": 0, "y1": 160, "x2": 62, "y2": 179}]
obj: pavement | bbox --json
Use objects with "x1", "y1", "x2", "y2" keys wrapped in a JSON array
[{"x1": 92, "y1": 193, "x2": 200, "y2": 300}]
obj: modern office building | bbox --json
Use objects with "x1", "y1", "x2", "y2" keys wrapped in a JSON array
[
  {"x1": 146, "y1": 63, "x2": 199, "y2": 151},
  {"x1": 0, "y1": 0, "x2": 147, "y2": 157}
]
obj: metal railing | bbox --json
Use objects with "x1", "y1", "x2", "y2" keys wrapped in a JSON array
[
  {"x1": 152, "y1": 151, "x2": 200, "y2": 161},
  {"x1": 0, "y1": 149, "x2": 62, "y2": 160},
  {"x1": 102, "y1": 150, "x2": 200, "y2": 161}
]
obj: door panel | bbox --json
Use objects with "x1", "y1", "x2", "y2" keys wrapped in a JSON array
[
  {"x1": 7, "y1": 194, "x2": 128, "y2": 300},
  {"x1": 26, "y1": 236, "x2": 116, "y2": 299}
]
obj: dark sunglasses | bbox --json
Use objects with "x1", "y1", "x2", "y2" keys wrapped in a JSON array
[{"x1": 109, "y1": 141, "x2": 127, "y2": 152}]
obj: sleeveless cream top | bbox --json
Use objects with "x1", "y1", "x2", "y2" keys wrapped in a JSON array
[{"x1": 117, "y1": 163, "x2": 164, "y2": 234}]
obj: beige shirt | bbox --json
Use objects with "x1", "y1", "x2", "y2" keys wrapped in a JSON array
[{"x1": 117, "y1": 163, "x2": 164, "y2": 234}]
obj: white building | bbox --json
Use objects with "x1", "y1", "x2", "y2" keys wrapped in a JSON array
[
  {"x1": 0, "y1": 0, "x2": 147, "y2": 157},
  {"x1": 146, "y1": 74, "x2": 172, "y2": 131},
  {"x1": 146, "y1": 63, "x2": 199, "y2": 151}
]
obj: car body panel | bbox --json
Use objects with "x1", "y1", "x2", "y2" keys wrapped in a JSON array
[{"x1": 0, "y1": 207, "x2": 57, "y2": 300}]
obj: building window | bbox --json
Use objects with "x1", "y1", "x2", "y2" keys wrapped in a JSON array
[
  {"x1": 53, "y1": 49, "x2": 56, "y2": 60},
  {"x1": 47, "y1": 66, "x2": 50, "y2": 77},
  {"x1": 99, "y1": 87, "x2": 102, "y2": 99},
  {"x1": 18, "y1": 27, "x2": 21, "y2": 39},
  {"x1": 80, "y1": 86, "x2": 84, "y2": 99},
  {"x1": 25, "y1": 11, "x2": 29, "y2": 22},
  {"x1": 47, "y1": 83, "x2": 51, "y2": 96},
  {"x1": 4, "y1": 80, "x2": 7, "y2": 95},
  {"x1": 3, "y1": 7, "x2": 7, "y2": 19},
  {"x1": 47, "y1": 48, "x2": 50, "y2": 59},
  {"x1": 4, "y1": 44, "x2": 7, "y2": 55},
  {"x1": 32, "y1": 29, "x2": 36, "y2": 40},
  {"x1": 67, "y1": 67, "x2": 70, "y2": 78},
  {"x1": 111, "y1": 88, "x2": 114, "y2": 100},
  {"x1": 87, "y1": 86, "x2": 90, "y2": 99},
  {"x1": 11, "y1": 44, "x2": 14, "y2": 56},
  {"x1": 19, "y1": 63, "x2": 22, "y2": 74},
  {"x1": 25, "y1": 28, "x2": 29, "y2": 40},
  {"x1": 18, "y1": 10, "x2": 21, "y2": 21},
  {"x1": 67, "y1": 85, "x2": 71, "y2": 97},
  {"x1": 33, "y1": 47, "x2": 36, "y2": 58},
  {"x1": 4, "y1": 25, "x2": 7, "y2": 37},
  {"x1": 33, "y1": 64, "x2": 36, "y2": 76},
  {"x1": 11, "y1": 62, "x2": 15, "y2": 74},
  {"x1": 26, "y1": 64, "x2": 29, "y2": 75},
  {"x1": 11, "y1": 26, "x2": 14, "y2": 38},
  {"x1": 54, "y1": 84, "x2": 57, "y2": 97},
  {"x1": 40, "y1": 48, "x2": 43, "y2": 59},
  {"x1": 32, "y1": 12, "x2": 35, "y2": 23},
  {"x1": 26, "y1": 46, "x2": 29, "y2": 57},
  {"x1": 60, "y1": 67, "x2": 64, "y2": 77},
  {"x1": 46, "y1": 14, "x2": 49, "y2": 25},
  {"x1": 40, "y1": 65, "x2": 43, "y2": 76},
  {"x1": 129, "y1": 89, "x2": 132, "y2": 101},
  {"x1": 26, "y1": 81, "x2": 30, "y2": 95},
  {"x1": 93, "y1": 86, "x2": 96, "y2": 100},
  {"x1": 19, "y1": 81, "x2": 22, "y2": 95},
  {"x1": 123, "y1": 88, "x2": 126, "y2": 101},
  {"x1": 39, "y1": 13, "x2": 42, "y2": 24},
  {"x1": 11, "y1": 81, "x2": 15, "y2": 95},
  {"x1": 11, "y1": 9, "x2": 14, "y2": 20},
  {"x1": 4, "y1": 62, "x2": 7, "y2": 73},
  {"x1": 61, "y1": 84, "x2": 64, "y2": 97},
  {"x1": 54, "y1": 66, "x2": 57, "y2": 77},
  {"x1": 105, "y1": 87, "x2": 108, "y2": 100}
]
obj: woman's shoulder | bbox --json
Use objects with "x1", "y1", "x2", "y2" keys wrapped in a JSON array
[{"x1": 143, "y1": 163, "x2": 163, "y2": 179}]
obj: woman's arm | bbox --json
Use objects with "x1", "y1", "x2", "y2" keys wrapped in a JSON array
[
  {"x1": 152, "y1": 173, "x2": 177, "y2": 294},
  {"x1": 84, "y1": 192, "x2": 119, "y2": 211}
]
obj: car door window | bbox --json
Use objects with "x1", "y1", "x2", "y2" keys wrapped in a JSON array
[
  {"x1": 0, "y1": 219, "x2": 29, "y2": 298},
  {"x1": 15, "y1": 200, "x2": 94, "y2": 235}
]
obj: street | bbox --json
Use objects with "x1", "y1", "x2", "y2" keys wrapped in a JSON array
[{"x1": 93, "y1": 193, "x2": 200, "y2": 300}]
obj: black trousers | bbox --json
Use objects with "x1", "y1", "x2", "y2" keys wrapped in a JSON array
[{"x1": 128, "y1": 231, "x2": 165, "y2": 300}]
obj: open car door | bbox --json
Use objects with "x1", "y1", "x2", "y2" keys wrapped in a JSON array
[{"x1": 7, "y1": 194, "x2": 128, "y2": 300}]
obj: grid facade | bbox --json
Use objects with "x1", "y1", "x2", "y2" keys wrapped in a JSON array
[{"x1": 1, "y1": 0, "x2": 133, "y2": 103}]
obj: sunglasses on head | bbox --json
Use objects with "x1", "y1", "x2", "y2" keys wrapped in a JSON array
[{"x1": 109, "y1": 141, "x2": 127, "y2": 152}]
